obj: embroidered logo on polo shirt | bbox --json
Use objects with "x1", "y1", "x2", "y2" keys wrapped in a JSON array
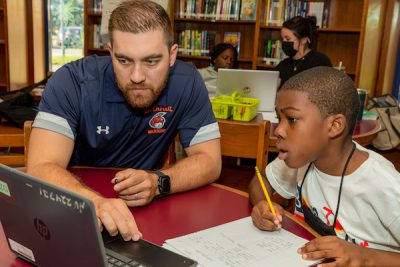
[
  {"x1": 145, "y1": 106, "x2": 173, "y2": 134},
  {"x1": 148, "y1": 112, "x2": 167, "y2": 134},
  {"x1": 96, "y1": 126, "x2": 110, "y2": 135}
]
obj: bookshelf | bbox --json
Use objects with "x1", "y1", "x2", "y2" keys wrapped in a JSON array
[
  {"x1": 255, "y1": 0, "x2": 367, "y2": 85},
  {"x1": 171, "y1": 0, "x2": 259, "y2": 69},
  {"x1": 83, "y1": 0, "x2": 108, "y2": 56},
  {"x1": 170, "y1": 0, "x2": 368, "y2": 85},
  {"x1": 83, "y1": 0, "x2": 368, "y2": 85},
  {"x1": 0, "y1": 0, "x2": 9, "y2": 93}
]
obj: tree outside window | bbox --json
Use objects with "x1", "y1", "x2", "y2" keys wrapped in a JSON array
[{"x1": 49, "y1": 0, "x2": 83, "y2": 71}]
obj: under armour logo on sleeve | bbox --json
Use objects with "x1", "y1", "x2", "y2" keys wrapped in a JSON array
[{"x1": 96, "y1": 126, "x2": 110, "y2": 135}]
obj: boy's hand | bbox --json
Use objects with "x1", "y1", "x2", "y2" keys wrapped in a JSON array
[
  {"x1": 298, "y1": 236, "x2": 367, "y2": 267},
  {"x1": 251, "y1": 200, "x2": 283, "y2": 231}
]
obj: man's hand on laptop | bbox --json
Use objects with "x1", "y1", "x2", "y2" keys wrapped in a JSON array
[
  {"x1": 94, "y1": 196, "x2": 142, "y2": 241},
  {"x1": 112, "y1": 169, "x2": 158, "y2": 207}
]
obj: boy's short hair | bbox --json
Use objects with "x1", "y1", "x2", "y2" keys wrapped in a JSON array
[
  {"x1": 108, "y1": 0, "x2": 173, "y2": 49},
  {"x1": 280, "y1": 66, "x2": 360, "y2": 135}
]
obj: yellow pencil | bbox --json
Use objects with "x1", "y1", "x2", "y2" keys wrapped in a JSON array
[{"x1": 255, "y1": 166, "x2": 276, "y2": 216}]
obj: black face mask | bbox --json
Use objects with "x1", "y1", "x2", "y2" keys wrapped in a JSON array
[
  {"x1": 282, "y1": 41, "x2": 298, "y2": 58},
  {"x1": 299, "y1": 143, "x2": 356, "y2": 236}
]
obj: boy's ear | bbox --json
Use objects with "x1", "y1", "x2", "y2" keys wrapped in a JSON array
[{"x1": 327, "y1": 114, "x2": 346, "y2": 138}]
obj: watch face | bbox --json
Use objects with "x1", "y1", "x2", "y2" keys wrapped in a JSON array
[
  {"x1": 158, "y1": 174, "x2": 170, "y2": 194},
  {"x1": 160, "y1": 177, "x2": 170, "y2": 193}
]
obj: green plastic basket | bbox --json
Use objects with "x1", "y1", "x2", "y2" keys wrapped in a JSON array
[{"x1": 211, "y1": 92, "x2": 259, "y2": 121}]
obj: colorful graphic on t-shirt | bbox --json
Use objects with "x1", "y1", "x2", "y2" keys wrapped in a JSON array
[{"x1": 295, "y1": 185, "x2": 369, "y2": 247}]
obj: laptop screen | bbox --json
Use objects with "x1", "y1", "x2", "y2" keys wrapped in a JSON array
[
  {"x1": 0, "y1": 164, "x2": 197, "y2": 267},
  {"x1": 216, "y1": 69, "x2": 280, "y2": 112},
  {"x1": 0, "y1": 164, "x2": 107, "y2": 266}
]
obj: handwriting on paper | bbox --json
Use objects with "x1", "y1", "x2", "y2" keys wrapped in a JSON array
[{"x1": 165, "y1": 217, "x2": 318, "y2": 267}]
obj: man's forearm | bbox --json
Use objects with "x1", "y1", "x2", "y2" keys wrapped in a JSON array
[
  {"x1": 27, "y1": 163, "x2": 101, "y2": 201},
  {"x1": 161, "y1": 152, "x2": 221, "y2": 194}
]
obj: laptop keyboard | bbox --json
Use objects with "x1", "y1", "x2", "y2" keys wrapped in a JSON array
[{"x1": 106, "y1": 248, "x2": 147, "y2": 267}]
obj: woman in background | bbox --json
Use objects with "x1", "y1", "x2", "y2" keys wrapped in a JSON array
[
  {"x1": 276, "y1": 16, "x2": 332, "y2": 86},
  {"x1": 199, "y1": 43, "x2": 238, "y2": 97}
]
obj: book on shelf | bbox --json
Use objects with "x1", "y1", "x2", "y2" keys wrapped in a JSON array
[
  {"x1": 100, "y1": 0, "x2": 124, "y2": 47},
  {"x1": 176, "y1": 0, "x2": 239, "y2": 20},
  {"x1": 240, "y1": 0, "x2": 257, "y2": 20},
  {"x1": 203, "y1": 0, "x2": 218, "y2": 20},
  {"x1": 229, "y1": 0, "x2": 241, "y2": 20},
  {"x1": 207, "y1": 31, "x2": 217, "y2": 56},
  {"x1": 265, "y1": 0, "x2": 330, "y2": 28},
  {"x1": 223, "y1": 31, "x2": 241, "y2": 55},
  {"x1": 177, "y1": 30, "x2": 217, "y2": 57},
  {"x1": 322, "y1": 0, "x2": 331, "y2": 28},
  {"x1": 262, "y1": 57, "x2": 281, "y2": 66},
  {"x1": 177, "y1": 30, "x2": 185, "y2": 55},
  {"x1": 216, "y1": 0, "x2": 241, "y2": 20},
  {"x1": 92, "y1": 24, "x2": 103, "y2": 49},
  {"x1": 308, "y1": 1, "x2": 324, "y2": 27},
  {"x1": 267, "y1": 0, "x2": 283, "y2": 25},
  {"x1": 93, "y1": 0, "x2": 102, "y2": 12},
  {"x1": 263, "y1": 39, "x2": 283, "y2": 65}
]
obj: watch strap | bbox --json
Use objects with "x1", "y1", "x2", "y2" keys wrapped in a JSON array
[{"x1": 155, "y1": 170, "x2": 170, "y2": 198}]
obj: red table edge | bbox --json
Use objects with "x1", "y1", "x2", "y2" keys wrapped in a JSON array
[{"x1": 8, "y1": 169, "x2": 319, "y2": 240}]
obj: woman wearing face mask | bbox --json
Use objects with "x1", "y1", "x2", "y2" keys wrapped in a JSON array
[
  {"x1": 198, "y1": 43, "x2": 238, "y2": 97},
  {"x1": 276, "y1": 16, "x2": 332, "y2": 87}
]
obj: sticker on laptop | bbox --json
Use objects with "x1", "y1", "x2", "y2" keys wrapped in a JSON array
[
  {"x1": 39, "y1": 188, "x2": 86, "y2": 213},
  {"x1": 8, "y1": 238, "x2": 36, "y2": 262},
  {"x1": 0, "y1": 179, "x2": 11, "y2": 197}
]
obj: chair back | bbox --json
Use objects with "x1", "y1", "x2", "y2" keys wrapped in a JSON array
[
  {"x1": 23, "y1": 120, "x2": 33, "y2": 165},
  {"x1": 218, "y1": 116, "x2": 270, "y2": 171},
  {"x1": 0, "y1": 121, "x2": 25, "y2": 165}
]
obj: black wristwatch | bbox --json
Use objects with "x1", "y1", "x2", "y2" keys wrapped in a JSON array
[{"x1": 155, "y1": 170, "x2": 170, "y2": 198}]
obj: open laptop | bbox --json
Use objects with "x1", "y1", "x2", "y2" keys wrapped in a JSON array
[
  {"x1": 0, "y1": 164, "x2": 197, "y2": 267},
  {"x1": 216, "y1": 69, "x2": 280, "y2": 112}
]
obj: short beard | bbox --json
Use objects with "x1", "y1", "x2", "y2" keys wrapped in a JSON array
[
  {"x1": 122, "y1": 86, "x2": 162, "y2": 109},
  {"x1": 115, "y1": 70, "x2": 169, "y2": 109}
]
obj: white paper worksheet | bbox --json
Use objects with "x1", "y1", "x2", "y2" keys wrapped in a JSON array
[{"x1": 164, "y1": 217, "x2": 319, "y2": 267}]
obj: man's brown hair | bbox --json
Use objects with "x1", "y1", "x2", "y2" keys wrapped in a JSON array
[{"x1": 108, "y1": 0, "x2": 173, "y2": 48}]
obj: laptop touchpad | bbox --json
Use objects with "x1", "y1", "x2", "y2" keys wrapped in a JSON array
[{"x1": 102, "y1": 231, "x2": 196, "y2": 267}]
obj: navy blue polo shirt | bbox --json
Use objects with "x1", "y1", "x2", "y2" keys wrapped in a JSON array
[{"x1": 33, "y1": 56, "x2": 219, "y2": 169}]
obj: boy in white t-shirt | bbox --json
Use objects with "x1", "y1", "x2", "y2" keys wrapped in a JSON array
[{"x1": 249, "y1": 66, "x2": 400, "y2": 266}]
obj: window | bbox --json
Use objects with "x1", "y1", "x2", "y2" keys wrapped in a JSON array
[{"x1": 48, "y1": 0, "x2": 83, "y2": 72}]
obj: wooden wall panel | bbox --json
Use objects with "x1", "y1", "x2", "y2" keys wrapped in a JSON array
[
  {"x1": 33, "y1": 0, "x2": 45, "y2": 82},
  {"x1": 379, "y1": 0, "x2": 400, "y2": 95},
  {"x1": 358, "y1": 0, "x2": 385, "y2": 95},
  {"x1": 7, "y1": 0, "x2": 28, "y2": 90},
  {"x1": 360, "y1": 0, "x2": 400, "y2": 96}
]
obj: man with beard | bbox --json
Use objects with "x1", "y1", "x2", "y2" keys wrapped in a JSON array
[{"x1": 27, "y1": 0, "x2": 221, "y2": 242}]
